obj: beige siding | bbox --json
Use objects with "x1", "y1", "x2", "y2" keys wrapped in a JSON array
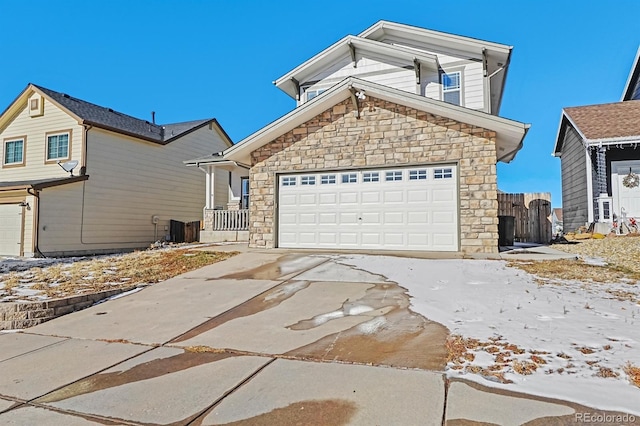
[
  {"x1": 37, "y1": 125, "x2": 227, "y2": 255},
  {"x1": 0, "y1": 98, "x2": 83, "y2": 181},
  {"x1": 214, "y1": 168, "x2": 229, "y2": 209}
]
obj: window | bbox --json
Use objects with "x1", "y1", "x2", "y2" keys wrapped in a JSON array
[
  {"x1": 282, "y1": 176, "x2": 297, "y2": 186},
  {"x1": 434, "y1": 168, "x2": 453, "y2": 179},
  {"x1": 385, "y1": 171, "x2": 403, "y2": 181},
  {"x1": 341, "y1": 173, "x2": 357, "y2": 183},
  {"x1": 363, "y1": 172, "x2": 379, "y2": 183},
  {"x1": 301, "y1": 176, "x2": 316, "y2": 185},
  {"x1": 321, "y1": 174, "x2": 336, "y2": 184},
  {"x1": 305, "y1": 88, "x2": 326, "y2": 101},
  {"x1": 442, "y1": 71, "x2": 461, "y2": 106},
  {"x1": 46, "y1": 132, "x2": 70, "y2": 160},
  {"x1": 241, "y1": 177, "x2": 249, "y2": 209},
  {"x1": 409, "y1": 169, "x2": 427, "y2": 180},
  {"x1": 4, "y1": 138, "x2": 24, "y2": 165}
]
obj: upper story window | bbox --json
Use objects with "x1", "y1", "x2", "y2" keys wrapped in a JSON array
[
  {"x1": 442, "y1": 71, "x2": 461, "y2": 106},
  {"x1": 3, "y1": 138, "x2": 25, "y2": 166},
  {"x1": 305, "y1": 88, "x2": 326, "y2": 102},
  {"x1": 46, "y1": 131, "x2": 70, "y2": 161}
]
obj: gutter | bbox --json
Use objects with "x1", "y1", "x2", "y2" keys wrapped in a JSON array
[{"x1": 496, "y1": 123, "x2": 531, "y2": 163}]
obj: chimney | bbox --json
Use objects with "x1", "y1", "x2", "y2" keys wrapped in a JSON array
[{"x1": 151, "y1": 111, "x2": 156, "y2": 124}]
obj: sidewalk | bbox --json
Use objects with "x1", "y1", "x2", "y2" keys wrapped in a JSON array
[{"x1": 0, "y1": 247, "x2": 634, "y2": 425}]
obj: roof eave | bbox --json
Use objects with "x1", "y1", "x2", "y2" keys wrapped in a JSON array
[
  {"x1": 228, "y1": 77, "x2": 530, "y2": 165},
  {"x1": 621, "y1": 46, "x2": 640, "y2": 101}
]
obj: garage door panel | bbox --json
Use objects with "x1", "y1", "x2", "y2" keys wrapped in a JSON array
[{"x1": 278, "y1": 165, "x2": 459, "y2": 251}]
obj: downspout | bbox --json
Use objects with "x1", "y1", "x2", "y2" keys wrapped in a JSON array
[{"x1": 27, "y1": 188, "x2": 45, "y2": 258}]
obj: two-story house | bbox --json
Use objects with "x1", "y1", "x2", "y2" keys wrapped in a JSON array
[
  {"x1": 0, "y1": 84, "x2": 231, "y2": 257},
  {"x1": 188, "y1": 20, "x2": 530, "y2": 254},
  {"x1": 553, "y1": 47, "x2": 640, "y2": 233}
]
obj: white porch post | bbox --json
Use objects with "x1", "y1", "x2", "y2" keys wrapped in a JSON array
[{"x1": 204, "y1": 165, "x2": 215, "y2": 210}]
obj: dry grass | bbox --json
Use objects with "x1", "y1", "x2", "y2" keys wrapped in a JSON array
[
  {"x1": 1, "y1": 249, "x2": 238, "y2": 300},
  {"x1": 507, "y1": 259, "x2": 640, "y2": 284},
  {"x1": 596, "y1": 367, "x2": 619, "y2": 379},
  {"x1": 552, "y1": 237, "x2": 640, "y2": 276},
  {"x1": 624, "y1": 363, "x2": 640, "y2": 388},
  {"x1": 513, "y1": 360, "x2": 538, "y2": 375}
]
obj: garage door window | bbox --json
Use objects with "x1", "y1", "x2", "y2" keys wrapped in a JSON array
[
  {"x1": 409, "y1": 169, "x2": 427, "y2": 180},
  {"x1": 434, "y1": 168, "x2": 453, "y2": 179},
  {"x1": 321, "y1": 174, "x2": 336, "y2": 184},
  {"x1": 301, "y1": 176, "x2": 316, "y2": 185},
  {"x1": 363, "y1": 172, "x2": 379, "y2": 182},
  {"x1": 282, "y1": 176, "x2": 297, "y2": 186},
  {"x1": 385, "y1": 171, "x2": 403, "y2": 181},
  {"x1": 342, "y1": 173, "x2": 357, "y2": 183}
]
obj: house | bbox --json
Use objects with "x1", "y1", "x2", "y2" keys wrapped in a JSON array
[
  {"x1": 0, "y1": 84, "x2": 231, "y2": 257},
  {"x1": 188, "y1": 20, "x2": 529, "y2": 254},
  {"x1": 553, "y1": 47, "x2": 640, "y2": 233}
]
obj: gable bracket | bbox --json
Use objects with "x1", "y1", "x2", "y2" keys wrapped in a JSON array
[
  {"x1": 413, "y1": 58, "x2": 421, "y2": 84},
  {"x1": 348, "y1": 87, "x2": 361, "y2": 119},
  {"x1": 291, "y1": 77, "x2": 301, "y2": 101},
  {"x1": 348, "y1": 41, "x2": 357, "y2": 68}
]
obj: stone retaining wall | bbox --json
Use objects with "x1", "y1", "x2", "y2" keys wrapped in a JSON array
[{"x1": 0, "y1": 287, "x2": 139, "y2": 330}]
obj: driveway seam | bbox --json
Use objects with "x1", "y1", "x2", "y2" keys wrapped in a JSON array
[
  {"x1": 0, "y1": 336, "x2": 70, "y2": 365},
  {"x1": 187, "y1": 357, "x2": 277, "y2": 425},
  {"x1": 165, "y1": 257, "x2": 333, "y2": 345}
]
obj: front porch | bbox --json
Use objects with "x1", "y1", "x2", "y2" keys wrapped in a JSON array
[{"x1": 201, "y1": 208, "x2": 249, "y2": 243}]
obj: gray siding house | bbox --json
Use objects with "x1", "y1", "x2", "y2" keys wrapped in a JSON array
[{"x1": 554, "y1": 47, "x2": 640, "y2": 232}]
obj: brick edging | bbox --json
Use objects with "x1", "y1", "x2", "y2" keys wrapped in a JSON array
[{"x1": 0, "y1": 286, "x2": 140, "y2": 330}]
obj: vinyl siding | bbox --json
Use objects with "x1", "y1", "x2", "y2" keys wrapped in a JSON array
[
  {"x1": 560, "y1": 126, "x2": 589, "y2": 232},
  {"x1": 301, "y1": 53, "x2": 416, "y2": 103},
  {"x1": 0, "y1": 98, "x2": 83, "y2": 180},
  {"x1": 37, "y1": 125, "x2": 228, "y2": 255}
]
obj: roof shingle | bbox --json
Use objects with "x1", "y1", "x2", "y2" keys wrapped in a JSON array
[
  {"x1": 33, "y1": 84, "x2": 213, "y2": 144},
  {"x1": 564, "y1": 100, "x2": 640, "y2": 141}
]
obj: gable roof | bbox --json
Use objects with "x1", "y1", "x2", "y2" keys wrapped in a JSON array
[
  {"x1": 274, "y1": 35, "x2": 440, "y2": 99},
  {"x1": 554, "y1": 100, "x2": 640, "y2": 155},
  {"x1": 622, "y1": 46, "x2": 640, "y2": 101},
  {"x1": 0, "y1": 84, "x2": 232, "y2": 146},
  {"x1": 224, "y1": 76, "x2": 529, "y2": 165}
]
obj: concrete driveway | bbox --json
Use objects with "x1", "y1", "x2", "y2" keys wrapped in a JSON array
[{"x1": 0, "y1": 246, "x2": 618, "y2": 425}]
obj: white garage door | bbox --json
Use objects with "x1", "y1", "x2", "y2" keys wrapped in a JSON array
[
  {"x1": 278, "y1": 165, "x2": 458, "y2": 251},
  {"x1": 0, "y1": 204, "x2": 22, "y2": 256}
]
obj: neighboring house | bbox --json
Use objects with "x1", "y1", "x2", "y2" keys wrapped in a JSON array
[
  {"x1": 0, "y1": 84, "x2": 231, "y2": 257},
  {"x1": 188, "y1": 20, "x2": 529, "y2": 254},
  {"x1": 553, "y1": 47, "x2": 640, "y2": 233}
]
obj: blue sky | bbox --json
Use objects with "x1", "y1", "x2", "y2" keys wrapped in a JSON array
[{"x1": 2, "y1": 0, "x2": 638, "y2": 207}]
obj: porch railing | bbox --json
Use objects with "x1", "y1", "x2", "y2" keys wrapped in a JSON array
[{"x1": 211, "y1": 209, "x2": 249, "y2": 231}]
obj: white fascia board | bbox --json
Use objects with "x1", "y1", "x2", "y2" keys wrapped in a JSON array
[
  {"x1": 184, "y1": 158, "x2": 250, "y2": 169},
  {"x1": 552, "y1": 111, "x2": 571, "y2": 157},
  {"x1": 621, "y1": 46, "x2": 640, "y2": 101},
  {"x1": 359, "y1": 21, "x2": 512, "y2": 57},
  {"x1": 228, "y1": 77, "x2": 529, "y2": 165},
  {"x1": 274, "y1": 36, "x2": 439, "y2": 99}
]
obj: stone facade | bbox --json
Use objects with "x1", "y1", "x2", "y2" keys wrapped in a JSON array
[{"x1": 249, "y1": 97, "x2": 499, "y2": 253}]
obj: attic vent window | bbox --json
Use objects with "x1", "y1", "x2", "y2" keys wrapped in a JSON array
[{"x1": 30, "y1": 98, "x2": 39, "y2": 111}]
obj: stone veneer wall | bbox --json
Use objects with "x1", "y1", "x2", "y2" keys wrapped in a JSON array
[
  {"x1": 249, "y1": 97, "x2": 499, "y2": 254},
  {"x1": 0, "y1": 287, "x2": 138, "y2": 330}
]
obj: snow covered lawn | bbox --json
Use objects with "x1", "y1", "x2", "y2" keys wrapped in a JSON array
[{"x1": 334, "y1": 255, "x2": 640, "y2": 416}]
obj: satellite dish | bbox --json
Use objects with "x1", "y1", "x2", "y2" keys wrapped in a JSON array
[{"x1": 58, "y1": 160, "x2": 79, "y2": 176}]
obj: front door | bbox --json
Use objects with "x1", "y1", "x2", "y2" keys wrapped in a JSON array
[{"x1": 612, "y1": 160, "x2": 640, "y2": 219}]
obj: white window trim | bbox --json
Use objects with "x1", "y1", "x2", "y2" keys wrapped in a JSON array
[{"x1": 441, "y1": 69, "x2": 463, "y2": 107}]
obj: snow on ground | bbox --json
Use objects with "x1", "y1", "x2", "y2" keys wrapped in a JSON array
[{"x1": 335, "y1": 255, "x2": 640, "y2": 416}]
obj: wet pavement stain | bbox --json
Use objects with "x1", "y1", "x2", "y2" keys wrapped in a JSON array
[
  {"x1": 201, "y1": 399, "x2": 357, "y2": 426},
  {"x1": 285, "y1": 282, "x2": 449, "y2": 370},
  {"x1": 170, "y1": 281, "x2": 311, "y2": 343},
  {"x1": 218, "y1": 254, "x2": 323, "y2": 281},
  {"x1": 36, "y1": 351, "x2": 235, "y2": 404}
]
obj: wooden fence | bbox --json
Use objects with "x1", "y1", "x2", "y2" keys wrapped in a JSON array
[
  {"x1": 170, "y1": 220, "x2": 201, "y2": 243},
  {"x1": 498, "y1": 192, "x2": 552, "y2": 243}
]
